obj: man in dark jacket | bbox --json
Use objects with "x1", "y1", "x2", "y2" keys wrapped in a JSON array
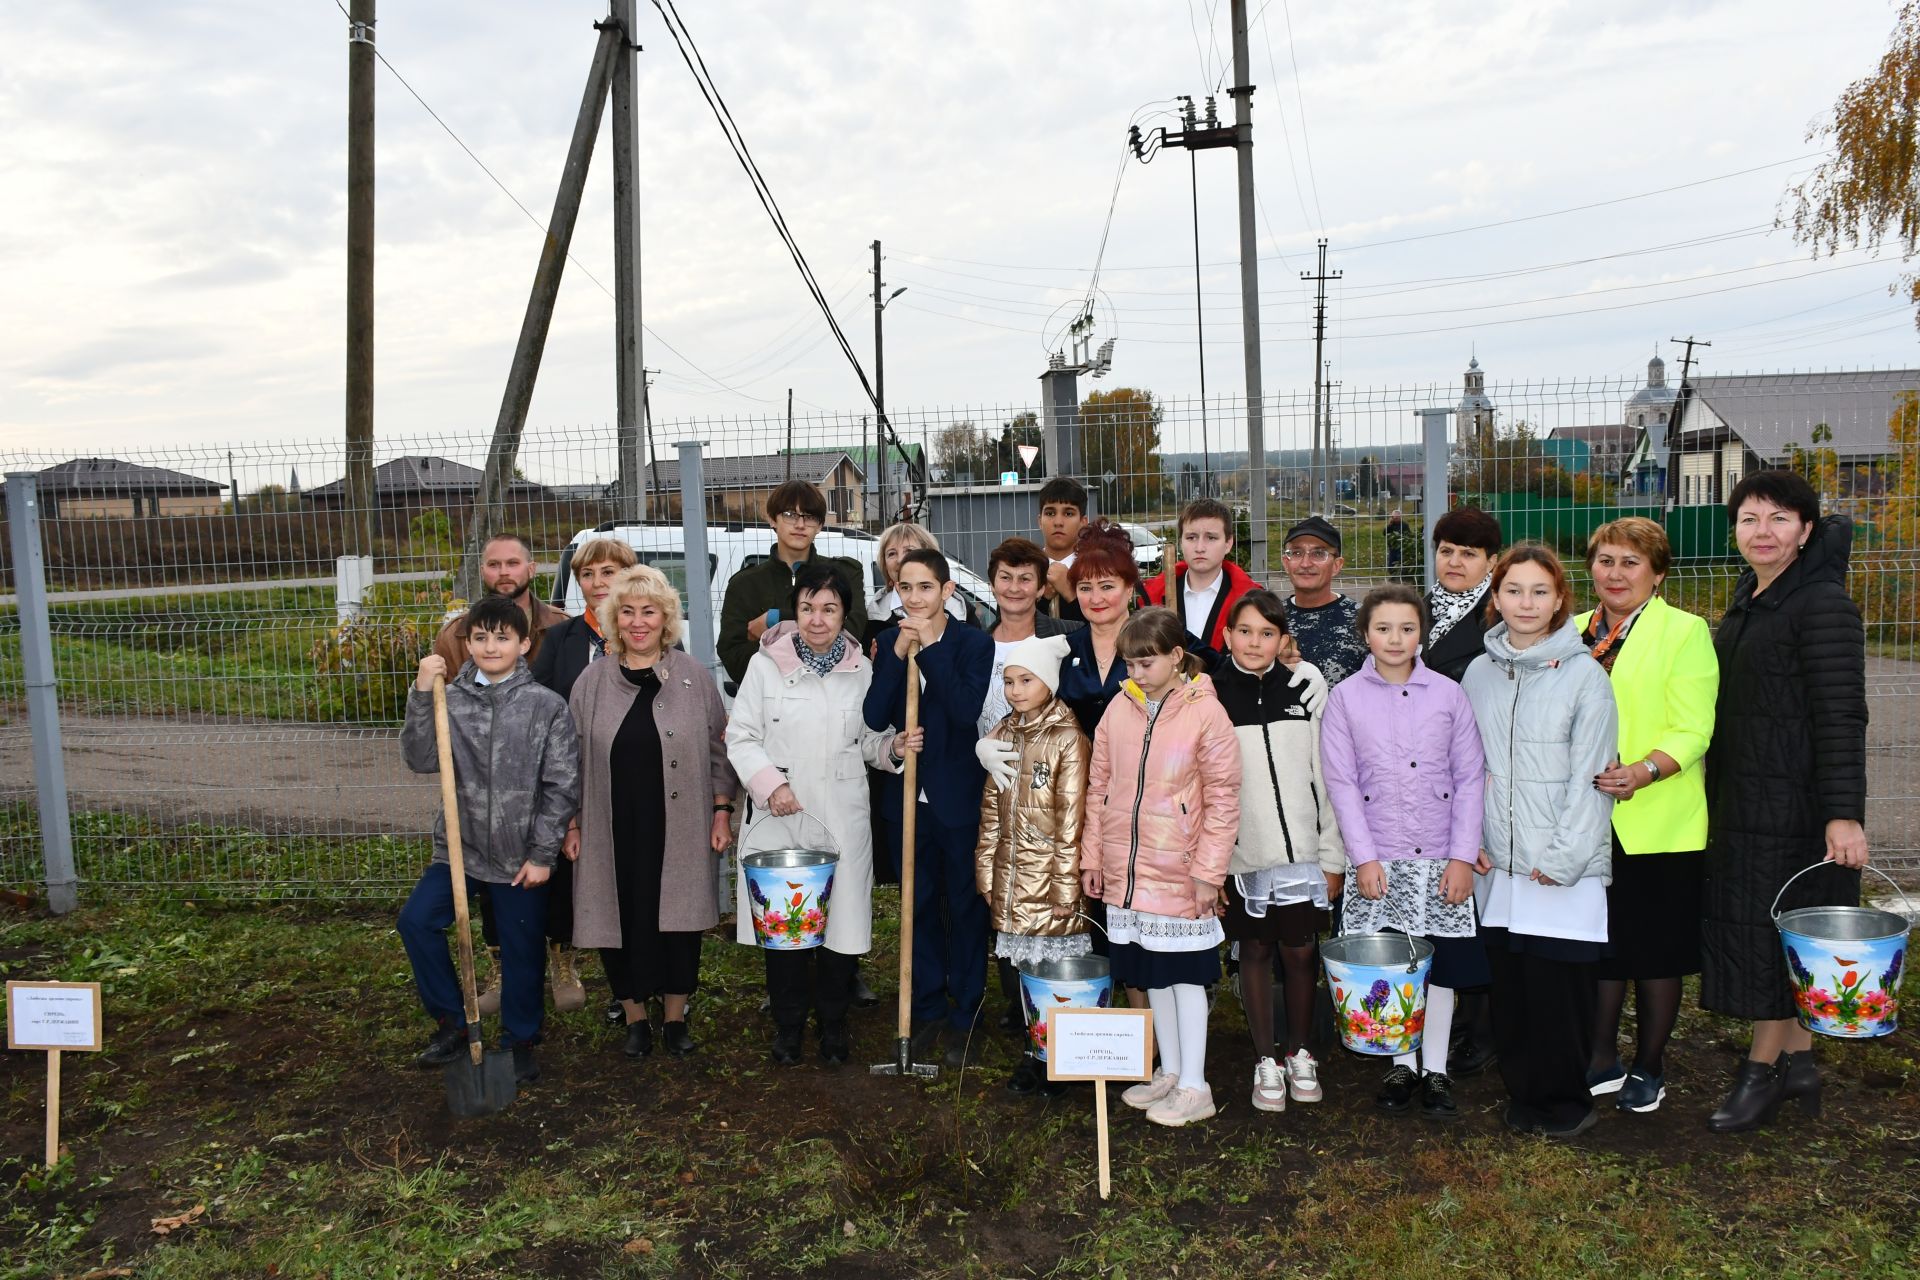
[
  {"x1": 864, "y1": 549, "x2": 994, "y2": 1067},
  {"x1": 718, "y1": 481, "x2": 868, "y2": 687},
  {"x1": 431, "y1": 533, "x2": 566, "y2": 672}
]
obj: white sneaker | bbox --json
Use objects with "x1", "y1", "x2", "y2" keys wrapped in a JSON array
[
  {"x1": 1146, "y1": 1083, "x2": 1217, "y2": 1127},
  {"x1": 1252, "y1": 1057, "x2": 1288, "y2": 1112},
  {"x1": 1122, "y1": 1069, "x2": 1178, "y2": 1110},
  {"x1": 1285, "y1": 1049, "x2": 1323, "y2": 1103}
]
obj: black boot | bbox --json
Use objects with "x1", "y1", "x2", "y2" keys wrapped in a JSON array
[
  {"x1": 412, "y1": 1019, "x2": 466, "y2": 1069},
  {"x1": 1007, "y1": 1053, "x2": 1042, "y2": 1095},
  {"x1": 819, "y1": 1022, "x2": 850, "y2": 1066},
  {"x1": 623, "y1": 1019, "x2": 654, "y2": 1059},
  {"x1": 996, "y1": 959, "x2": 1025, "y2": 1036},
  {"x1": 1706, "y1": 1058, "x2": 1784, "y2": 1133},
  {"x1": 770, "y1": 1025, "x2": 804, "y2": 1066},
  {"x1": 1777, "y1": 1050, "x2": 1822, "y2": 1118}
]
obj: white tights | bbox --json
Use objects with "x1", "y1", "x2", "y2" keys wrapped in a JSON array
[
  {"x1": 1148, "y1": 983, "x2": 1211, "y2": 1091},
  {"x1": 1394, "y1": 984, "x2": 1455, "y2": 1076}
]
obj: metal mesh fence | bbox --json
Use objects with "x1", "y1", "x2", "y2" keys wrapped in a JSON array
[{"x1": 1, "y1": 367, "x2": 1915, "y2": 899}]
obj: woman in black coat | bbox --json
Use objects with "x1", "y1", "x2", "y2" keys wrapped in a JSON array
[
  {"x1": 1701, "y1": 470, "x2": 1869, "y2": 1133},
  {"x1": 1421, "y1": 506, "x2": 1503, "y2": 684}
]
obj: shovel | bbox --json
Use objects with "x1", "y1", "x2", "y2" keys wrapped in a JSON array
[
  {"x1": 432, "y1": 675, "x2": 518, "y2": 1117},
  {"x1": 872, "y1": 644, "x2": 938, "y2": 1079}
]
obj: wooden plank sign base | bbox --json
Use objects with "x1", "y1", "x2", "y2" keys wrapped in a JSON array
[
  {"x1": 6, "y1": 980, "x2": 104, "y2": 1169},
  {"x1": 1045, "y1": 1006, "x2": 1153, "y2": 1199}
]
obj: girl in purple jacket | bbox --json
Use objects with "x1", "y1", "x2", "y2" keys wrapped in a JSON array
[{"x1": 1321, "y1": 585, "x2": 1487, "y2": 1122}]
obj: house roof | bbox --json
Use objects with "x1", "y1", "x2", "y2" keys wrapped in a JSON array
[
  {"x1": 1549, "y1": 424, "x2": 1638, "y2": 449},
  {"x1": 641, "y1": 450, "x2": 862, "y2": 493},
  {"x1": 1674, "y1": 370, "x2": 1920, "y2": 461},
  {"x1": 304, "y1": 455, "x2": 545, "y2": 498},
  {"x1": 38, "y1": 457, "x2": 224, "y2": 495}
]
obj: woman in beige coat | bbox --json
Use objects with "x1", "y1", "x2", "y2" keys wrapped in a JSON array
[
  {"x1": 974, "y1": 633, "x2": 1091, "y2": 1095},
  {"x1": 568, "y1": 566, "x2": 736, "y2": 1061}
]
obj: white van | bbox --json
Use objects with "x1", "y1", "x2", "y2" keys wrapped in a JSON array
[{"x1": 551, "y1": 521, "x2": 1000, "y2": 646}]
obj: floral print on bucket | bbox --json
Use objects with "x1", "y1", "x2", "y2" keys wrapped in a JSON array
[
  {"x1": 743, "y1": 850, "x2": 837, "y2": 950},
  {"x1": 1784, "y1": 936, "x2": 1905, "y2": 1039},
  {"x1": 1321, "y1": 933, "x2": 1435, "y2": 1056}
]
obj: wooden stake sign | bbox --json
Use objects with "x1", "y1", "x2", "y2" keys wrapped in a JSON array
[
  {"x1": 1045, "y1": 1006, "x2": 1154, "y2": 1199},
  {"x1": 5, "y1": 980, "x2": 104, "y2": 1168}
]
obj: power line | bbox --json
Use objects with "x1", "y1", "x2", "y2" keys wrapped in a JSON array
[{"x1": 1274, "y1": 0, "x2": 1325, "y2": 231}]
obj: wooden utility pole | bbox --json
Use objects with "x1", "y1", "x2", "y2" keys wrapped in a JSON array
[
  {"x1": 456, "y1": 24, "x2": 623, "y2": 601},
  {"x1": 611, "y1": 0, "x2": 647, "y2": 523},
  {"x1": 1228, "y1": 0, "x2": 1268, "y2": 575},
  {"x1": 344, "y1": 0, "x2": 376, "y2": 561},
  {"x1": 872, "y1": 240, "x2": 888, "y2": 526}
]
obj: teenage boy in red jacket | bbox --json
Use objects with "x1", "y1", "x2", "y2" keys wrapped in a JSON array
[{"x1": 1143, "y1": 497, "x2": 1258, "y2": 658}]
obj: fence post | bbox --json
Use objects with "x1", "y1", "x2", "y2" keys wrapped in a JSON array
[
  {"x1": 1417, "y1": 408, "x2": 1452, "y2": 595},
  {"x1": 677, "y1": 442, "x2": 718, "y2": 677},
  {"x1": 4, "y1": 473, "x2": 79, "y2": 914}
]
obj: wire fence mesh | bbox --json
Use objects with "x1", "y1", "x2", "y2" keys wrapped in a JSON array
[{"x1": 2, "y1": 366, "x2": 1915, "y2": 899}]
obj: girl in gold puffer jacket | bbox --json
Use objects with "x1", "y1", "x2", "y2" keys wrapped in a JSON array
[{"x1": 974, "y1": 634, "x2": 1092, "y2": 1096}]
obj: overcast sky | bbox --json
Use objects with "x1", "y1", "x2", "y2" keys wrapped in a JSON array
[{"x1": 3, "y1": 0, "x2": 1915, "y2": 480}]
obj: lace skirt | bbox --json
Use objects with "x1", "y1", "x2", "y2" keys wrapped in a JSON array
[
  {"x1": 995, "y1": 931, "x2": 1093, "y2": 969},
  {"x1": 1340, "y1": 857, "x2": 1476, "y2": 939},
  {"x1": 1106, "y1": 906, "x2": 1224, "y2": 989}
]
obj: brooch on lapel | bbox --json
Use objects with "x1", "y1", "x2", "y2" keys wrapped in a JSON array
[{"x1": 1030, "y1": 761, "x2": 1052, "y2": 790}]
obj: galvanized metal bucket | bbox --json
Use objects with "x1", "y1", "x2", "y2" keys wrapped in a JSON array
[
  {"x1": 1773, "y1": 864, "x2": 1911, "y2": 1039},
  {"x1": 1017, "y1": 955, "x2": 1113, "y2": 1062},
  {"x1": 1321, "y1": 932, "x2": 1435, "y2": 1057},
  {"x1": 741, "y1": 813, "x2": 839, "y2": 951}
]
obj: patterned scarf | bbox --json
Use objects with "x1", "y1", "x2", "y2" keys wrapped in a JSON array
[
  {"x1": 794, "y1": 633, "x2": 848, "y2": 678},
  {"x1": 1427, "y1": 574, "x2": 1491, "y2": 644},
  {"x1": 1583, "y1": 603, "x2": 1644, "y2": 674}
]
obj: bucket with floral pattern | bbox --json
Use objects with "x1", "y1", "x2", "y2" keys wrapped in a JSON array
[
  {"x1": 1321, "y1": 933, "x2": 1436, "y2": 1056},
  {"x1": 743, "y1": 848, "x2": 837, "y2": 950}
]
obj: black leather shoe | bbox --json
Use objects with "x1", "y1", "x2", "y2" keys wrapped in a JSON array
[
  {"x1": 1376, "y1": 1064, "x2": 1420, "y2": 1113},
  {"x1": 819, "y1": 1023, "x2": 850, "y2": 1066},
  {"x1": 1420, "y1": 1071, "x2": 1460, "y2": 1122},
  {"x1": 1707, "y1": 1058, "x2": 1784, "y2": 1133},
  {"x1": 660, "y1": 1020, "x2": 696, "y2": 1058},
  {"x1": 623, "y1": 1020, "x2": 654, "y2": 1059},
  {"x1": 511, "y1": 1042, "x2": 539, "y2": 1085},
  {"x1": 1450, "y1": 1032, "x2": 1497, "y2": 1078},
  {"x1": 1777, "y1": 1050, "x2": 1822, "y2": 1118},
  {"x1": 944, "y1": 1025, "x2": 985, "y2": 1069},
  {"x1": 413, "y1": 1022, "x2": 466, "y2": 1069},
  {"x1": 1007, "y1": 1053, "x2": 1042, "y2": 1095},
  {"x1": 771, "y1": 1027, "x2": 804, "y2": 1066},
  {"x1": 851, "y1": 972, "x2": 880, "y2": 1010},
  {"x1": 909, "y1": 1020, "x2": 946, "y2": 1064},
  {"x1": 603, "y1": 998, "x2": 625, "y2": 1027}
]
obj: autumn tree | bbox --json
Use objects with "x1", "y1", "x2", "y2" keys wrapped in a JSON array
[
  {"x1": 1079, "y1": 387, "x2": 1164, "y2": 511},
  {"x1": 933, "y1": 420, "x2": 988, "y2": 483},
  {"x1": 1454, "y1": 419, "x2": 1573, "y2": 497},
  {"x1": 1786, "y1": 2, "x2": 1920, "y2": 324},
  {"x1": 1882, "y1": 392, "x2": 1920, "y2": 543},
  {"x1": 1785, "y1": 422, "x2": 1842, "y2": 497}
]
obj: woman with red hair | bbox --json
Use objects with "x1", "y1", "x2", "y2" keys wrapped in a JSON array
[{"x1": 1054, "y1": 521, "x2": 1149, "y2": 737}]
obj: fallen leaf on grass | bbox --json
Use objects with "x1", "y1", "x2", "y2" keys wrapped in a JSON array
[
  {"x1": 623, "y1": 1238, "x2": 655, "y2": 1256},
  {"x1": 677, "y1": 1170, "x2": 695, "y2": 1185},
  {"x1": 151, "y1": 1204, "x2": 206, "y2": 1235},
  {"x1": 843, "y1": 1220, "x2": 857, "y2": 1238}
]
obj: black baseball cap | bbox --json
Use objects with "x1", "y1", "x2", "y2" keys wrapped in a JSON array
[{"x1": 1282, "y1": 515, "x2": 1342, "y2": 554}]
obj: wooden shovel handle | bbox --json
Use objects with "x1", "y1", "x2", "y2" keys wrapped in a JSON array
[
  {"x1": 432, "y1": 676, "x2": 483, "y2": 1063},
  {"x1": 896, "y1": 643, "x2": 921, "y2": 1042}
]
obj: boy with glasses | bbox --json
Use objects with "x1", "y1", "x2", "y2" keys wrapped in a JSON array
[
  {"x1": 1280, "y1": 516, "x2": 1365, "y2": 689},
  {"x1": 719, "y1": 481, "x2": 869, "y2": 687}
]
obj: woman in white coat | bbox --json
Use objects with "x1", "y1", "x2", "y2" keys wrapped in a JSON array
[{"x1": 727, "y1": 562, "x2": 910, "y2": 1067}]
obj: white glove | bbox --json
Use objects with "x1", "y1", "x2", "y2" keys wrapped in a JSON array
[
  {"x1": 1288, "y1": 662, "x2": 1328, "y2": 716},
  {"x1": 976, "y1": 736, "x2": 1019, "y2": 792}
]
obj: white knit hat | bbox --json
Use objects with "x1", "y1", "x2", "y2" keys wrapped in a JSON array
[{"x1": 1000, "y1": 633, "x2": 1072, "y2": 694}]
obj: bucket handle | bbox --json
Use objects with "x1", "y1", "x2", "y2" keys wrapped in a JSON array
[
  {"x1": 1770, "y1": 861, "x2": 1914, "y2": 924},
  {"x1": 740, "y1": 809, "x2": 840, "y2": 860}
]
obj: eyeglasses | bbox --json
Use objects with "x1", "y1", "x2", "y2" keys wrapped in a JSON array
[
  {"x1": 775, "y1": 511, "x2": 822, "y2": 527},
  {"x1": 1282, "y1": 547, "x2": 1336, "y2": 563}
]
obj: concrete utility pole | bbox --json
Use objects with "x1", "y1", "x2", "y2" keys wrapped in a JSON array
[
  {"x1": 344, "y1": 0, "x2": 377, "y2": 568},
  {"x1": 457, "y1": 23, "x2": 623, "y2": 601},
  {"x1": 1302, "y1": 239, "x2": 1340, "y2": 511},
  {"x1": 872, "y1": 240, "x2": 906, "y2": 526},
  {"x1": 1227, "y1": 0, "x2": 1269, "y2": 576},
  {"x1": 611, "y1": 0, "x2": 647, "y2": 523}
]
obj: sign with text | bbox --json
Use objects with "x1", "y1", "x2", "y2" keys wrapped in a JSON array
[
  {"x1": 1045, "y1": 1007, "x2": 1153, "y2": 1082},
  {"x1": 6, "y1": 981, "x2": 104, "y2": 1052}
]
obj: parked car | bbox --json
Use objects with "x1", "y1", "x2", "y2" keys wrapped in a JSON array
[
  {"x1": 552, "y1": 520, "x2": 1000, "y2": 645},
  {"x1": 1117, "y1": 522, "x2": 1172, "y2": 573}
]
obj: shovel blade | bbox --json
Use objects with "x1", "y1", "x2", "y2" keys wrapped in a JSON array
[{"x1": 444, "y1": 1049, "x2": 518, "y2": 1117}]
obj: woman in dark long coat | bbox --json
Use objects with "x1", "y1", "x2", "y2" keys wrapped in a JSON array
[{"x1": 1700, "y1": 470, "x2": 1869, "y2": 1133}]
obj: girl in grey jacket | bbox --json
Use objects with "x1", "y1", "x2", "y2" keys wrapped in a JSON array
[{"x1": 1461, "y1": 545, "x2": 1618, "y2": 1139}]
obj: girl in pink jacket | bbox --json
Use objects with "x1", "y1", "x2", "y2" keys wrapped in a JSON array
[
  {"x1": 1321, "y1": 585, "x2": 1487, "y2": 1123},
  {"x1": 1082, "y1": 608, "x2": 1242, "y2": 1128}
]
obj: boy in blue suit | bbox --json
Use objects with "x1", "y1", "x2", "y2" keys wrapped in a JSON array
[{"x1": 864, "y1": 548, "x2": 994, "y2": 1067}]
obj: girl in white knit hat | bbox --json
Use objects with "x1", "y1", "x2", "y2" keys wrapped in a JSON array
[{"x1": 973, "y1": 633, "x2": 1093, "y2": 1097}]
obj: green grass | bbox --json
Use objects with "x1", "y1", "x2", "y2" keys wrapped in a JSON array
[{"x1": 2, "y1": 887, "x2": 1917, "y2": 1279}]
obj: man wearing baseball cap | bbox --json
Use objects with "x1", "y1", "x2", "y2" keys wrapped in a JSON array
[{"x1": 1279, "y1": 515, "x2": 1364, "y2": 689}]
